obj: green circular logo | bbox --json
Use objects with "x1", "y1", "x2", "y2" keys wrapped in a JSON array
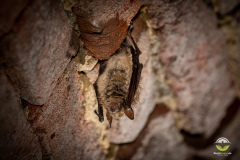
[{"x1": 214, "y1": 137, "x2": 231, "y2": 151}]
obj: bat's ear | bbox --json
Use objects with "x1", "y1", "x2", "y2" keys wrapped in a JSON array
[
  {"x1": 123, "y1": 107, "x2": 134, "y2": 120},
  {"x1": 106, "y1": 111, "x2": 113, "y2": 128}
]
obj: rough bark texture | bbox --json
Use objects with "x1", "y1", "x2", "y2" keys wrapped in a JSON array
[{"x1": 1, "y1": 0, "x2": 240, "y2": 160}]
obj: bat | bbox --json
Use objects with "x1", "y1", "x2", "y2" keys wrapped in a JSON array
[{"x1": 94, "y1": 23, "x2": 143, "y2": 127}]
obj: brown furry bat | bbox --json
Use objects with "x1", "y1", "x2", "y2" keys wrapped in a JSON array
[{"x1": 94, "y1": 24, "x2": 143, "y2": 127}]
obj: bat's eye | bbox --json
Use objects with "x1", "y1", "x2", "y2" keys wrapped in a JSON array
[{"x1": 110, "y1": 102, "x2": 121, "y2": 113}]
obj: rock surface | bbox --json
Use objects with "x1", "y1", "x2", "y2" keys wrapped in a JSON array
[
  {"x1": 132, "y1": 113, "x2": 187, "y2": 160},
  {"x1": 146, "y1": 0, "x2": 236, "y2": 136},
  {"x1": 229, "y1": 8, "x2": 240, "y2": 98},
  {"x1": 0, "y1": 67, "x2": 42, "y2": 160},
  {"x1": 27, "y1": 63, "x2": 104, "y2": 160},
  {"x1": 73, "y1": 0, "x2": 141, "y2": 60},
  {"x1": 181, "y1": 98, "x2": 240, "y2": 160},
  {"x1": 215, "y1": 0, "x2": 240, "y2": 15},
  {"x1": 72, "y1": 47, "x2": 98, "y2": 72},
  {"x1": 0, "y1": 0, "x2": 28, "y2": 37},
  {"x1": 0, "y1": 0, "x2": 79, "y2": 105}
]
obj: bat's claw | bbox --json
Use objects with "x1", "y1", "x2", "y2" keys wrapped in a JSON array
[
  {"x1": 99, "y1": 117, "x2": 104, "y2": 123},
  {"x1": 122, "y1": 42, "x2": 131, "y2": 48},
  {"x1": 129, "y1": 21, "x2": 133, "y2": 30},
  {"x1": 94, "y1": 110, "x2": 104, "y2": 123}
]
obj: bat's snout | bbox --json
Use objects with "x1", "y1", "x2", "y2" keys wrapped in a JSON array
[{"x1": 110, "y1": 102, "x2": 121, "y2": 113}]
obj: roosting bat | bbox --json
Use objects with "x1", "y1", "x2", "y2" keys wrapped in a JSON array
[{"x1": 94, "y1": 23, "x2": 143, "y2": 127}]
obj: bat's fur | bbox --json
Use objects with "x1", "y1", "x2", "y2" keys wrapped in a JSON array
[
  {"x1": 94, "y1": 24, "x2": 143, "y2": 127},
  {"x1": 95, "y1": 46, "x2": 140, "y2": 119}
]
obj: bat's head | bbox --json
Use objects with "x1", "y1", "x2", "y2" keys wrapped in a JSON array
[
  {"x1": 108, "y1": 101, "x2": 122, "y2": 114},
  {"x1": 106, "y1": 99, "x2": 123, "y2": 128},
  {"x1": 105, "y1": 98, "x2": 134, "y2": 127}
]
